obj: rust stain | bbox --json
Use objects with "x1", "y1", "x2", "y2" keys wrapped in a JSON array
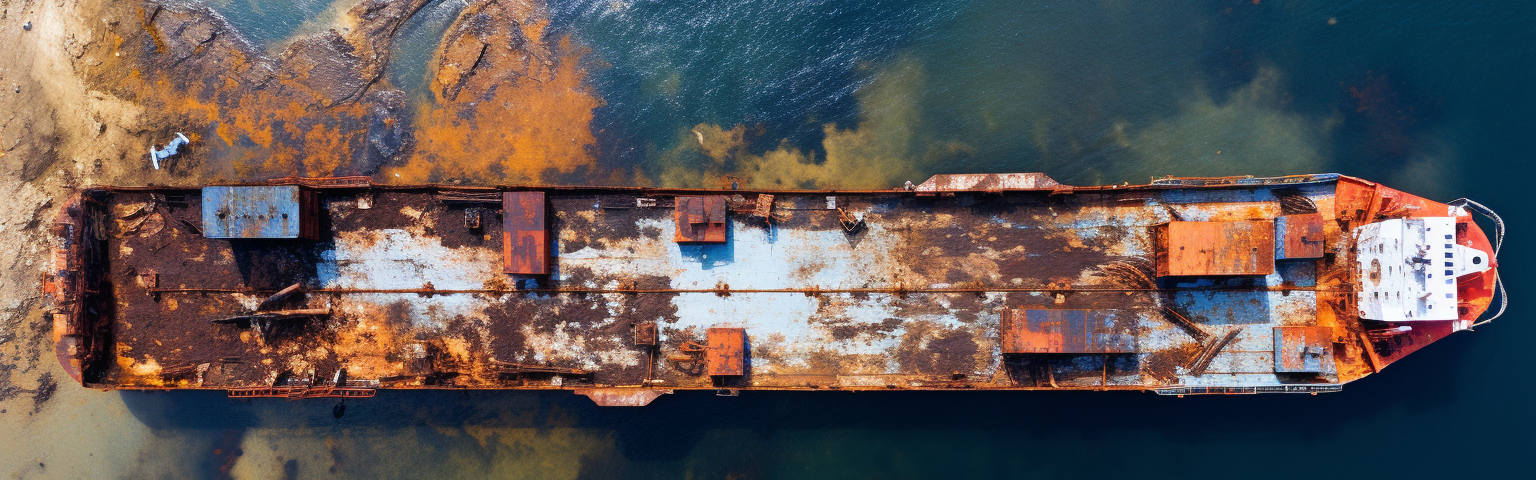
[
  {"x1": 1000, "y1": 308, "x2": 1136, "y2": 354},
  {"x1": 673, "y1": 196, "x2": 728, "y2": 243},
  {"x1": 83, "y1": 1, "x2": 431, "y2": 182},
  {"x1": 83, "y1": 0, "x2": 600, "y2": 186},
  {"x1": 706, "y1": 328, "x2": 746, "y2": 377},
  {"x1": 1156, "y1": 220, "x2": 1276, "y2": 276},
  {"x1": 502, "y1": 191, "x2": 548, "y2": 274},
  {"x1": 1276, "y1": 213, "x2": 1325, "y2": 259},
  {"x1": 136, "y1": 5, "x2": 166, "y2": 54},
  {"x1": 385, "y1": 1, "x2": 602, "y2": 184},
  {"x1": 1273, "y1": 326, "x2": 1334, "y2": 373}
]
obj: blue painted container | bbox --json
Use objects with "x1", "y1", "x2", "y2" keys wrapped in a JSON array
[{"x1": 201, "y1": 185, "x2": 319, "y2": 239}]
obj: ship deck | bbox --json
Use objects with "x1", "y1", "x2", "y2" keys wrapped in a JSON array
[{"x1": 89, "y1": 178, "x2": 1372, "y2": 394}]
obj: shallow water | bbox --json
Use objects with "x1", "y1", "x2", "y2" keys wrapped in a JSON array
[
  {"x1": 5, "y1": 0, "x2": 1534, "y2": 477},
  {"x1": 384, "y1": 0, "x2": 470, "y2": 96},
  {"x1": 201, "y1": 0, "x2": 355, "y2": 52}
]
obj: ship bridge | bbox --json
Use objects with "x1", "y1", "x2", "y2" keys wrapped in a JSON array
[{"x1": 1354, "y1": 214, "x2": 1491, "y2": 322}]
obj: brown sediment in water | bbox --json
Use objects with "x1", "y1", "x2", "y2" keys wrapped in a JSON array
[
  {"x1": 20, "y1": 0, "x2": 931, "y2": 193},
  {"x1": 60, "y1": 0, "x2": 438, "y2": 184},
  {"x1": 385, "y1": 0, "x2": 603, "y2": 184},
  {"x1": 653, "y1": 56, "x2": 970, "y2": 189},
  {"x1": 50, "y1": 0, "x2": 601, "y2": 186}
]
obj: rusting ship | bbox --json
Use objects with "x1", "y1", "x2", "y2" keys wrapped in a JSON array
[{"x1": 41, "y1": 173, "x2": 1503, "y2": 406}]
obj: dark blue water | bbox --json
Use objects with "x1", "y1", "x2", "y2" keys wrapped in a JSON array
[
  {"x1": 42, "y1": 0, "x2": 1536, "y2": 477},
  {"x1": 550, "y1": 0, "x2": 963, "y2": 168}
]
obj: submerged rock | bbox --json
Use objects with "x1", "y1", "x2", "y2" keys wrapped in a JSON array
[
  {"x1": 350, "y1": 88, "x2": 414, "y2": 175},
  {"x1": 283, "y1": 32, "x2": 370, "y2": 107},
  {"x1": 434, "y1": 0, "x2": 546, "y2": 102},
  {"x1": 54, "y1": 0, "x2": 596, "y2": 185},
  {"x1": 74, "y1": 0, "x2": 434, "y2": 179}
]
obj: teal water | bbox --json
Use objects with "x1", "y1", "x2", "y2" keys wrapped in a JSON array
[
  {"x1": 384, "y1": 0, "x2": 469, "y2": 96},
  {"x1": 15, "y1": 0, "x2": 1536, "y2": 478},
  {"x1": 201, "y1": 0, "x2": 350, "y2": 52}
]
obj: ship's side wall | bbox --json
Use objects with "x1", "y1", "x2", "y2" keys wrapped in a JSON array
[{"x1": 49, "y1": 174, "x2": 1491, "y2": 399}]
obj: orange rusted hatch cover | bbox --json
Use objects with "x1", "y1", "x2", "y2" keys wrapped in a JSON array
[
  {"x1": 1275, "y1": 213, "x2": 1325, "y2": 259},
  {"x1": 706, "y1": 327, "x2": 746, "y2": 376},
  {"x1": 1154, "y1": 220, "x2": 1275, "y2": 276},
  {"x1": 1000, "y1": 308, "x2": 1135, "y2": 354},
  {"x1": 503, "y1": 192, "x2": 547, "y2": 274},
  {"x1": 674, "y1": 196, "x2": 728, "y2": 242},
  {"x1": 1273, "y1": 326, "x2": 1335, "y2": 373}
]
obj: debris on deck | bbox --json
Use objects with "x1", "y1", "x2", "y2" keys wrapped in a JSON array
[
  {"x1": 150, "y1": 132, "x2": 190, "y2": 170},
  {"x1": 39, "y1": 172, "x2": 1503, "y2": 405}
]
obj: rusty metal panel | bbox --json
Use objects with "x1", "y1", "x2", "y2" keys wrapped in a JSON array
[
  {"x1": 201, "y1": 185, "x2": 316, "y2": 239},
  {"x1": 753, "y1": 194, "x2": 774, "y2": 218},
  {"x1": 300, "y1": 189, "x2": 321, "y2": 239},
  {"x1": 1157, "y1": 220, "x2": 1275, "y2": 276},
  {"x1": 502, "y1": 191, "x2": 547, "y2": 274},
  {"x1": 575, "y1": 388, "x2": 671, "y2": 407},
  {"x1": 914, "y1": 173, "x2": 1062, "y2": 193},
  {"x1": 706, "y1": 327, "x2": 745, "y2": 376},
  {"x1": 1001, "y1": 309, "x2": 1061, "y2": 353},
  {"x1": 674, "y1": 196, "x2": 728, "y2": 242},
  {"x1": 709, "y1": 195, "x2": 727, "y2": 224},
  {"x1": 1273, "y1": 326, "x2": 1334, "y2": 373},
  {"x1": 1000, "y1": 309, "x2": 1134, "y2": 354},
  {"x1": 688, "y1": 196, "x2": 704, "y2": 224},
  {"x1": 1275, "y1": 214, "x2": 1325, "y2": 259},
  {"x1": 1089, "y1": 314, "x2": 1137, "y2": 353},
  {"x1": 633, "y1": 322, "x2": 658, "y2": 347}
]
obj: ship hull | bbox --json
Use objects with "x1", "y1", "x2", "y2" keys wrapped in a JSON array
[{"x1": 43, "y1": 174, "x2": 1499, "y2": 405}]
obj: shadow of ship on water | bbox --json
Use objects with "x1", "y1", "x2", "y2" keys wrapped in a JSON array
[{"x1": 117, "y1": 332, "x2": 1477, "y2": 467}]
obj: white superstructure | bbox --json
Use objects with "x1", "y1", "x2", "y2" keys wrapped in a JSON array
[{"x1": 1354, "y1": 215, "x2": 1490, "y2": 322}]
